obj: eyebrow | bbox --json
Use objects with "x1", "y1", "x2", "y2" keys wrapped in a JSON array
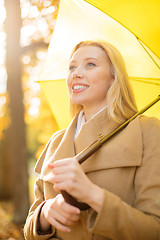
[
  {"x1": 85, "y1": 57, "x2": 97, "y2": 61},
  {"x1": 70, "y1": 57, "x2": 97, "y2": 63}
]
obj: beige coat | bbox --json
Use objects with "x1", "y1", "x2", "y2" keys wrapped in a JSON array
[{"x1": 24, "y1": 109, "x2": 160, "y2": 240}]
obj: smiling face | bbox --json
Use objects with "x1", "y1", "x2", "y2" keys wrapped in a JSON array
[{"x1": 67, "y1": 45, "x2": 114, "y2": 114}]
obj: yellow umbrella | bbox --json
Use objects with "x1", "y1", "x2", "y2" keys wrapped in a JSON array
[{"x1": 38, "y1": 0, "x2": 160, "y2": 130}]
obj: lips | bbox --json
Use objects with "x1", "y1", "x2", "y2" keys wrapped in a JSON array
[{"x1": 72, "y1": 82, "x2": 89, "y2": 92}]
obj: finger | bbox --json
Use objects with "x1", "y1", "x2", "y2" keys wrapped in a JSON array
[
  {"x1": 44, "y1": 199, "x2": 79, "y2": 231},
  {"x1": 54, "y1": 178, "x2": 77, "y2": 193},
  {"x1": 53, "y1": 158, "x2": 74, "y2": 167},
  {"x1": 57, "y1": 195, "x2": 80, "y2": 215},
  {"x1": 54, "y1": 181, "x2": 69, "y2": 192},
  {"x1": 52, "y1": 172, "x2": 75, "y2": 183},
  {"x1": 63, "y1": 212, "x2": 80, "y2": 222},
  {"x1": 52, "y1": 173, "x2": 64, "y2": 183},
  {"x1": 53, "y1": 210, "x2": 79, "y2": 226},
  {"x1": 48, "y1": 215, "x2": 71, "y2": 233},
  {"x1": 58, "y1": 205, "x2": 80, "y2": 222},
  {"x1": 53, "y1": 164, "x2": 78, "y2": 175},
  {"x1": 52, "y1": 166, "x2": 69, "y2": 174}
]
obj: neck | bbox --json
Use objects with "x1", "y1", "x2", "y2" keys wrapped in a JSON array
[{"x1": 83, "y1": 105, "x2": 108, "y2": 121}]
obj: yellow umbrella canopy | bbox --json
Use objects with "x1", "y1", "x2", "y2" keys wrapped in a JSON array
[
  {"x1": 38, "y1": 0, "x2": 160, "y2": 130},
  {"x1": 85, "y1": 0, "x2": 160, "y2": 59}
]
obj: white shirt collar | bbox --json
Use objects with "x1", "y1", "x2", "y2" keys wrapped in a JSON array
[{"x1": 74, "y1": 106, "x2": 108, "y2": 140}]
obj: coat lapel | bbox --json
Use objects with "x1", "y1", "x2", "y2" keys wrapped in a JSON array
[{"x1": 74, "y1": 109, "x2": 143, "y2": 173}]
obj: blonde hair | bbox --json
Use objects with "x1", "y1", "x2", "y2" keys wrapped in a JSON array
[{"x1": 69, "y1": 40, "x2": 138, "y2": 123}]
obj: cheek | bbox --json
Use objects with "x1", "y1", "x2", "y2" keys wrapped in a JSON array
[
  {"x1": 92, "y1": 75, "x2": 113, "y2": 97},
  {"x1": 93, "y1": 72, "x2": 112, "y2": 88},
  {"x1": 102, "y1": 71, "x2": 114, "y2": 88}
]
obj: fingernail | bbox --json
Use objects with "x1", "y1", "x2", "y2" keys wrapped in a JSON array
[{"x1": 48, "y1": 163, "x2": 54, "y2": 169}]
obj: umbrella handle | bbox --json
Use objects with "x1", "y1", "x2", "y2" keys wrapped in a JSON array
[
  {"x1": 61, "y1": 190, "x2": 90, "y2": 210},
  {"x1": 61, "y1": 140, "x2": 102, "y2": 210},
  {"x1": 61, "y1": 95, "x2": 160, "y2": 210}
]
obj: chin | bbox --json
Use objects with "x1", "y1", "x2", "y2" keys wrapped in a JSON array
[{"x1": 70, "y1": 97, "x2": 84, "y2": 105}]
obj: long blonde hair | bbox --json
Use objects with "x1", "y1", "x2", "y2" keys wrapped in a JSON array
[{"x1": 69, "y1": 40, "x2": 138, "y2": 123}]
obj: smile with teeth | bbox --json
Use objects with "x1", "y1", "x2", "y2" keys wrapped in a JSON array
[{"x1": 72, "y1": 85, "x2": 88, "y2": 90}]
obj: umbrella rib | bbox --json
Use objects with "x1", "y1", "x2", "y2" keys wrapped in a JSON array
[
  {"x1": 137, "y1": 37, "x2": 160, "y2": 70},
  {"x1": 130, "y1": 77, "x2": 160, "y2": 86},
  {"x1": 84, "y1": 0, "x2": 160, "y2": 60}
]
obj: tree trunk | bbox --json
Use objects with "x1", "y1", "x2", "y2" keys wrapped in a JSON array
[
  {"x1": 0, "y1": 131, "x2": 12, "y2": 199},
  {"x1": 5, "y1": 0, "x2": 30, "y2": 224}
]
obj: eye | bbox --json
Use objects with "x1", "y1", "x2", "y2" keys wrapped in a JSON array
[
  {"x1": 86, "y1": 62, "x2": 96, "y2": 67},
  {"x1": 69, "y1": 65, "x2": 76, "y2": 71}
]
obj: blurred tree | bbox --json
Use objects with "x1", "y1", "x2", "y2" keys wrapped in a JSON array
[
  {"x1": 2, "y1": 0, "x2": 59, "y2": 224},
  {"x1": 5, "y1": 0, "x2": 30, "y2": 224},
  {"x1": 20, "y1": 0, "x2": 59, "y2": 161},
  {"x1": 0, "y1": 93, "x2": 11, "y2": 198}
]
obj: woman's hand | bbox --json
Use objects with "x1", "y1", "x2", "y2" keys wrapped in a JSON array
[
  {"x1": 39, "y1": 194, "x2": 80, "y2": 233},
  {"x1": 48, "y1": 158, "x2": 104, "y2": 212}
]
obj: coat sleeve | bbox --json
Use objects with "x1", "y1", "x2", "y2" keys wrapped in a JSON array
[
  {"x1": 87, "y1": 117, "x2": 160, "y2": 240},
  {"x1": 23, "y1": 178, "x2": 59, "y2": 240}
]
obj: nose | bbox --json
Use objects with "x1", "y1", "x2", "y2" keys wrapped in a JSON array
[
  {"x1": 72, "y1": 73, "x2": 83, "y2": 79},
  {"x1": 72, "y1": 67, "x2": 83, "y2": 79}
]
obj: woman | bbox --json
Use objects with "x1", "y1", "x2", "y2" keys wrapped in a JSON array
[{"x1": 24, "y1": 41, "x2": 160, "y2": 240}]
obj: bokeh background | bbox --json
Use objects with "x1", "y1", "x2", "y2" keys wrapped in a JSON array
[{"x1": 0, "y1": 1, "x2": 59, "y2": 239}]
